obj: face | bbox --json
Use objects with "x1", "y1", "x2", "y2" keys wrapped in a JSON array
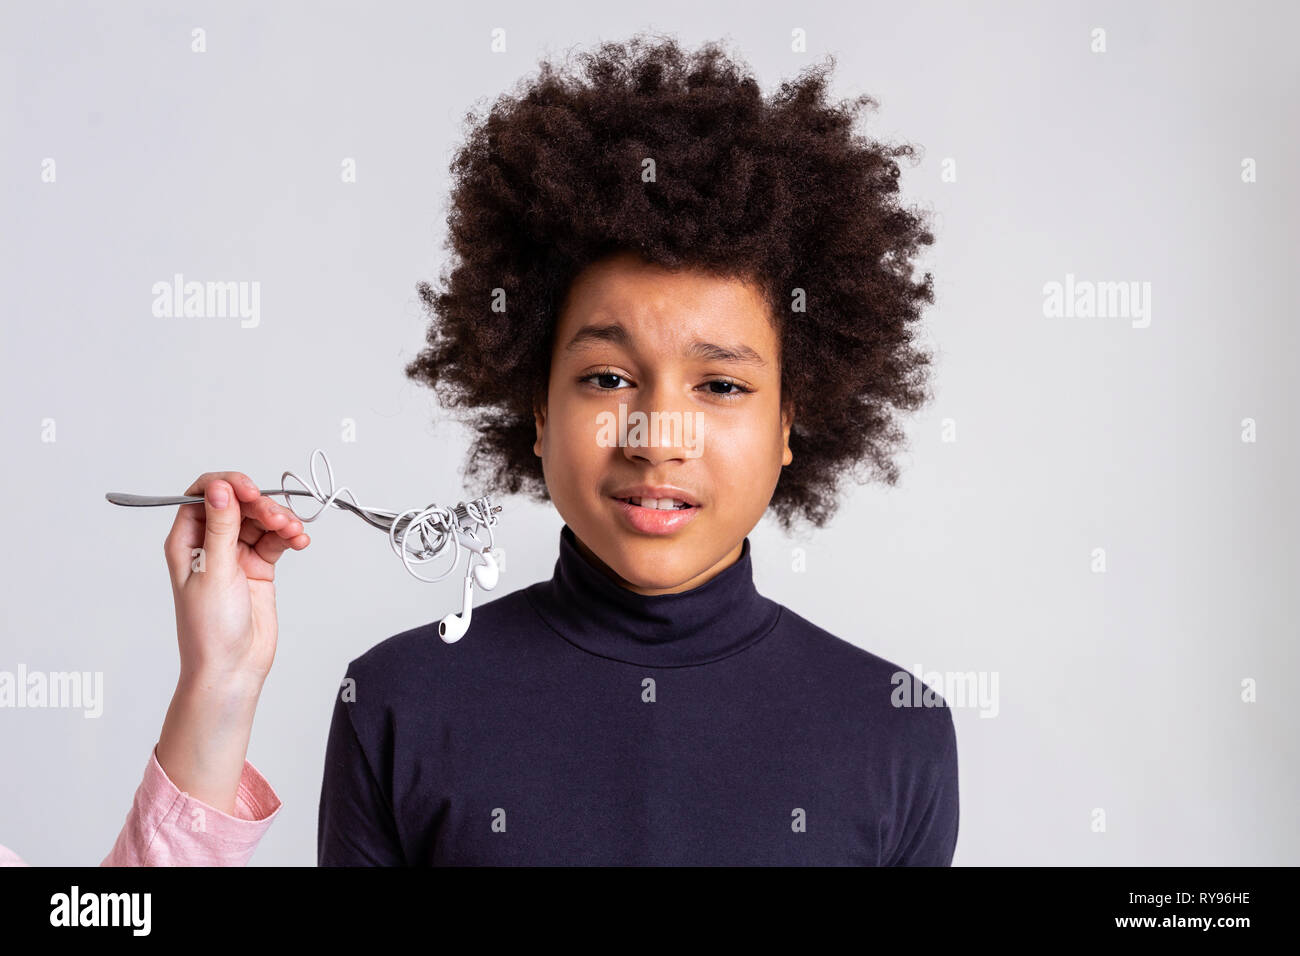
[{"x1": 533, "y1": 250, "x2": 794, "y2": 596}]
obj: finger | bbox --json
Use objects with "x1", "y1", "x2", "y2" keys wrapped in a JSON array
[
  {"x1": 253, "y1": 528, "x2": 309, "y2": 567},
  {"x1": 200, "y1": 479, "x2": 242, "y2": 579},
  {"x1": 250, "y1": 495, "x2": 305, "y2": 540},
  {"x1": 176, "y1": 474, "x2": 266, "y2": 546},
  {"x1": 223, "y1": 496, "x2": 303, "y2": 546},
  {"x1": 239, "y1": 508, "x2": 301, "y2": 547},
  {"x1": 164, "y1": 501, "x2": 203, "y2": 590},
  {"x1": 183, "y1": 471, "x2": 262, "y2": 502},
  {"x1": 165, "y1": 473, "x2": 264, "y2": 588}
]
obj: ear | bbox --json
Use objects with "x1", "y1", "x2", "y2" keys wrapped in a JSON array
[
  {"x1": 780, "y1": 396, "x2": 794, "y2": 467},
  {"x1": 533, "y1": 391, "x2": 547, "y2": 458}
]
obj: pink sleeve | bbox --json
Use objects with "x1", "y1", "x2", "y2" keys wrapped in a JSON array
[
  {"x1": 0, "y1": 845, "x2": 27, "y2": 867},
  {"x1": 100, "y1": 745, "x2": 283, "y2": 867}
]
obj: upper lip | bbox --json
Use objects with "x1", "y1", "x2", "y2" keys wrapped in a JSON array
[{"x1": 610, "y1": 485, "x2": 701, "y2": 507}]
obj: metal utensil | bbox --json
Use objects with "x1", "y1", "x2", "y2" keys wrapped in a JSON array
[{"x1": 104, "y1": 489, "x2": 498, "y2": 539}]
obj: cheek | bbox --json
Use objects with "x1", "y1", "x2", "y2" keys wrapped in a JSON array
[
  {"x1": 713, "y1": 410, "x2": 782, "y2": 457},
  {"x1": 730, "y1": 417, "x2": 787, "y2": 512},
  {"x1": 701, "y1": 417, "x2": 776, "y2": 488},
  {"x1": 543, "y1": 397, "x2": 606, "y2": 468}
]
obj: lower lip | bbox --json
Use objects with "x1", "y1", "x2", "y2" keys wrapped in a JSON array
[{"x1": 611, "y1": 497, "x2": 700, "y2": 535}]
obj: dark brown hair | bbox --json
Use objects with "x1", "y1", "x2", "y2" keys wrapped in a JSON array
[{"x1": 406, "y1": 33, "x2": 936, "y2": 533}]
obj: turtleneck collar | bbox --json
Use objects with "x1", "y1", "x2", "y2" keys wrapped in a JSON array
[{"x1": 523, "y1": 524, "x2": 782, "y2": 667}]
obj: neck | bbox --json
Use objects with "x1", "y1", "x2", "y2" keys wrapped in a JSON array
[
  {"x1": 570, "y1": 533, "x2": 745, "y2": 596},
  {"x1": 524, "y1": 523, "x2": 782, "y2": 667}
]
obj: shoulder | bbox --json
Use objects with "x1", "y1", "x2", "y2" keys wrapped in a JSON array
[
  {"x1": 771, "y1": 604, "x2": 957, "y2": 762},
  {"x1": 341, "y1": 584, "x2": 540, "y2": 703}
]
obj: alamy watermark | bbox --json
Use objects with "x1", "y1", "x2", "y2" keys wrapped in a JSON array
[
  {"x1": 50, "y1": 886, "x2": 150, "y2": 935},
  {"x1": 0, "y1": 665, "x2": 103, "y2": 718},
  {"x1": 596, "y1": 402, "x2": 704, "y2": 457},
  {"x1": 151, "y1": 273, "x2": 260, "y2": 328},
  {"x1": 1042, "y1": 273, "x2": 1151, "y2": 328},
  {"x1": 892, "y1": 665, "x2": 999, "y2": 718}
]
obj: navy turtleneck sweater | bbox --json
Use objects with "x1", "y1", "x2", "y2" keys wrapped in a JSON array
[{"x1": 318, "y1": 524, "x2": 959, "y2": 865}]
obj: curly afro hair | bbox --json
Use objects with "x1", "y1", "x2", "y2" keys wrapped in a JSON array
[{"x1": 406, "y1": 33, "x2": 937, "y2": 533}]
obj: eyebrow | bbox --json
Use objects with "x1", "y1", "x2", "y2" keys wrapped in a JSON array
[{"x1": 563, "y1": 322, "x2": 767, "y2": 367}]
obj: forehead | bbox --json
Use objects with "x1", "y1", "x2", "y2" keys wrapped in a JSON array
[{"x1": 555, "y1": 252, "x2": 777, "y2": 356}]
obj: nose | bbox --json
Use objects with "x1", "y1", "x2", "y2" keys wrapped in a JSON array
[{"x1": 621, "y1": 380, "x2": 702, "y2": 466}]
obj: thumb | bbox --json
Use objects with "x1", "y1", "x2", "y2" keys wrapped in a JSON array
[{"x1": 200, "y1": 479, "x2": 241, "y2": 578}]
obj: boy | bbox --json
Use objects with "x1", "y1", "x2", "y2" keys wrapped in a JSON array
[{"x1": 319, "y1": 34, "x2": 956, "y2": 865}]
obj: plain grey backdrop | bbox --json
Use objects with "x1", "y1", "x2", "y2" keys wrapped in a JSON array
[{"x1": 1, "y1": 0, "x2": 1296, "y2": 866}]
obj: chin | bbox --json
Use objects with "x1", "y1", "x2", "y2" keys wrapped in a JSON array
[{"x1": 602, "y1": 540, "x2": 701, "y2": 590}]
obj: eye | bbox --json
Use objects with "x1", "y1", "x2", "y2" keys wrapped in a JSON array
[
  {"x1": 578, "y1": 368, "x2": 632, "y2": 390},
  {"x1": 702, "y1": 380, "x2": 754, "y2": 400},
  {"x1": 577, "y1": 367, "x2": 754, "y2": 401}
]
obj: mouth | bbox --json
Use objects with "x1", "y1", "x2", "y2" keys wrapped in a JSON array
[
  {"x1": 609, "y1": 495, "x2": 701, "y2": 535},
  {"x1": 613, "y1": 496, "x2": 696, "y2": 511}
]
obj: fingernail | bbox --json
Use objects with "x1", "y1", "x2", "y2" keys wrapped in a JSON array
[{"x1": 210, "y1": 484, "x2": 229, "y2": 508}]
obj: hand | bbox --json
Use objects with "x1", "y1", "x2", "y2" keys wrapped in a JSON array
[
  {"x1": 155, "y1": 472, "x2": 310, "y2": 813},
  {"x1": 162, "y1": 472, "x2": 309, "y2": 691}
]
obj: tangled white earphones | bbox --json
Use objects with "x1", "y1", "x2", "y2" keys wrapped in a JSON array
[{"x1": 106, "y1": 448, "x2": 503, "y2": 643}]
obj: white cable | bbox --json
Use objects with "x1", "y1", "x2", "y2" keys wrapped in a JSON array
[
  {"x1": 274, "y1": 448, "x2": 501, "y2": 586},
  {"x1": 106, "y1": 447, "x2": 502, "y2": 641}
]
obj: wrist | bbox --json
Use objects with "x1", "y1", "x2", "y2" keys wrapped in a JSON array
[
  {"x1": 175, "y1": 666, "x2": 266, "y2": 707},
  {"x1": 157, "y1": 673, "x2": 262, "y2": 815}
]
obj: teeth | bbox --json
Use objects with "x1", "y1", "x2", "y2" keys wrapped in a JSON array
[{"x1": 627, "y1": 496, "x2": 688, "y2": 510}]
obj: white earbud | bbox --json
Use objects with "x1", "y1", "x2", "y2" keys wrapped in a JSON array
[
  {"x1": 472, "y1": 549, "x2": 499, "y2": 590},
  {"x1": 438, "y1": 573, "x2": 475, "y2": 643},
  {"x1": 438, "y1": 546, "x2": 499, "y2": 643}
]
